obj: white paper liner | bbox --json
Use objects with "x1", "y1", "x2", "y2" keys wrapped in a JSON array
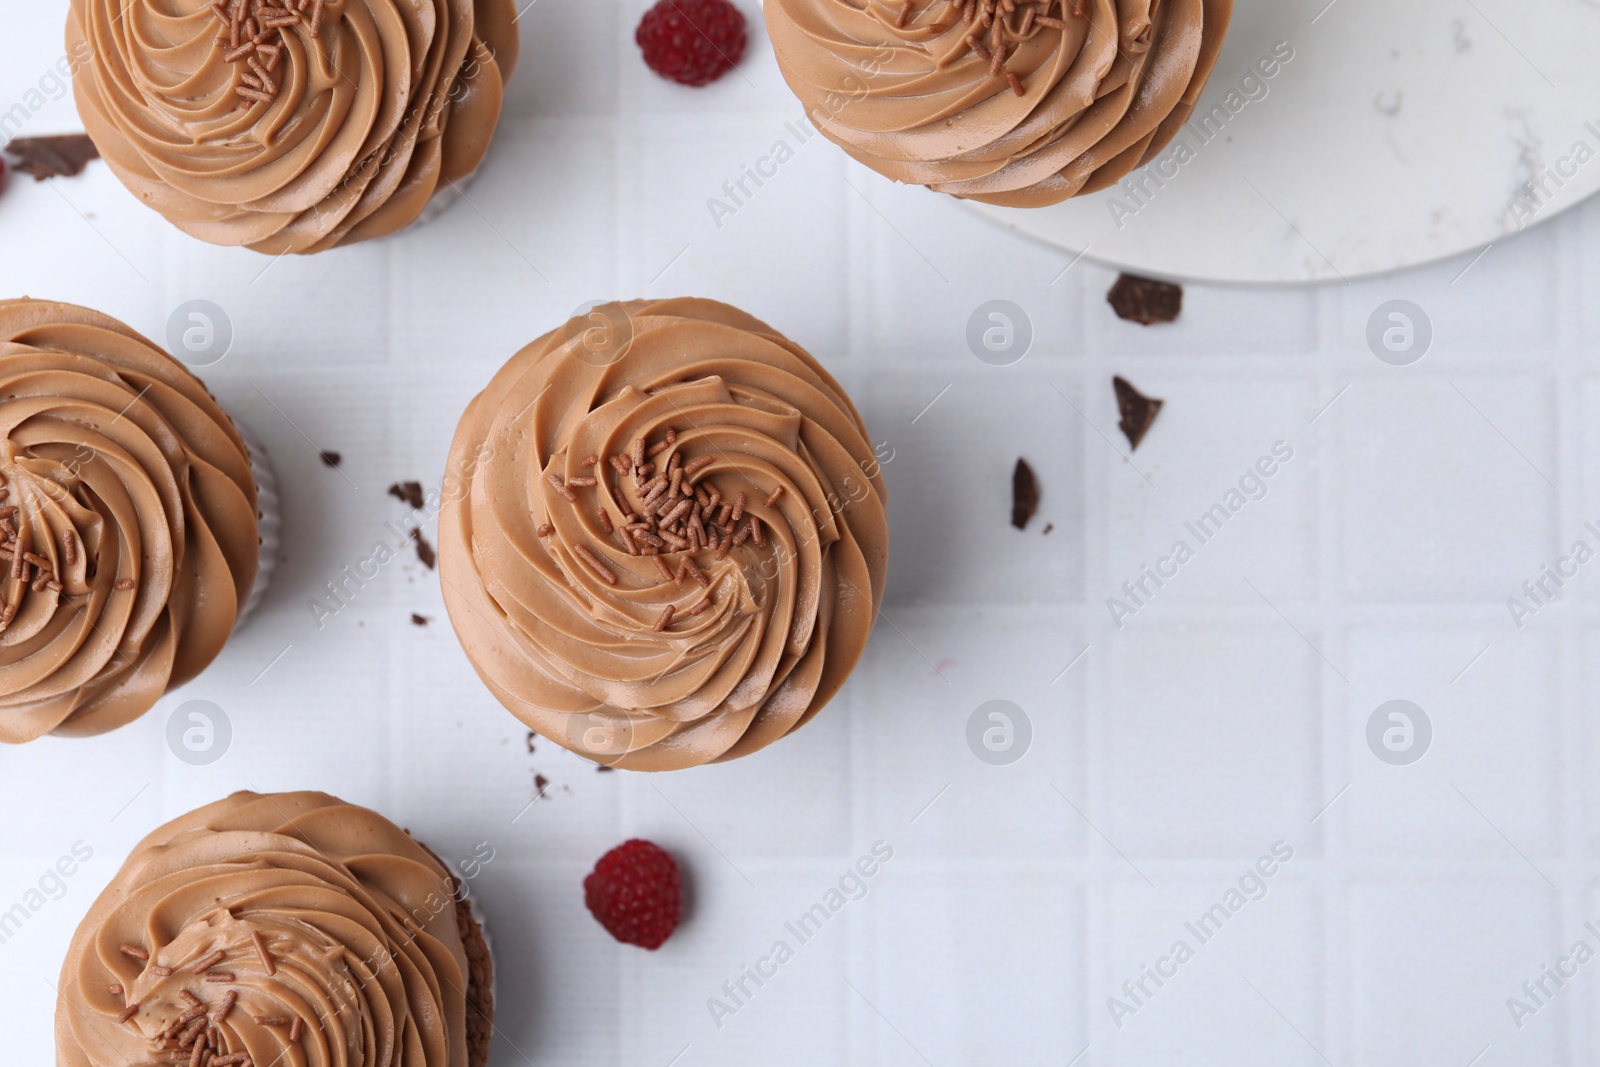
[
  {"x1": 412, "y1": 165, "x2": 480, "y2": 228},
  {"x1": 225, "y1": 414, "x2": 280, "y2": 627}
]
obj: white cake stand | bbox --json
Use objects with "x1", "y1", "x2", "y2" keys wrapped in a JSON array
[{"x1": 965, "y1": 0, "x2": 1600, "y2": 283}]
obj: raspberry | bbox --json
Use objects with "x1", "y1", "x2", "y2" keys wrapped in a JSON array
[
  {"x1": 583, "y1": 839, "x2": 683, "y2": 950},
  {"x1": 635, "y1": 0, "x2": 747, "y2": 87}
]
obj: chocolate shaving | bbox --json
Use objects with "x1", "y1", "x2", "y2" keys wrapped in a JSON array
[
  {"x1": 1112, "y1": 376, "x2": 1163, "y2": 451},
  {"x1": 1107, "y1": 273, "x2": 1183, "y2": 326},
  {"x1": 410, "y1": 528, "x2": 436, "y2": 570},
  {"x1": 5, "y1": 135, "x2": 100, "y2": 180},
  {"x1": 388, "y1": 481, "x2": 424, "y2": 509},
  {"x1": 1011, "y1": 458, "x2": 1039, "y2": 530}
]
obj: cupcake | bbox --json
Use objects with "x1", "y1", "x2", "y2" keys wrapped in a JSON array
[
  {"x1": 65, "y1": 0, "x2": 520, "y2": 253},
  {"x1": 767, "y1": 0, "x2": 1234, "y2": 206},
  {"x1": 0, "y1": 299, "x2": 264, "y2": 743},
  {"x1": 440, "y1": 298, "x2": 889, "y2": 771},
  {"x1": 55, "y1": 791, "x2": 495, "y2": 1067}
]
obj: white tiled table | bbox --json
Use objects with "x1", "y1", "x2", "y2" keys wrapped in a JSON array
[{"x1": 2, "y1": 4, "x2": 1598, "y2": 1066}]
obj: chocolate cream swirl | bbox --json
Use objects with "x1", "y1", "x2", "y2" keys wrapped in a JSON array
[
  {"x1": 768, "y1": 0, "x2": 1233, "y2": 206},
  {"x1": 440, "y1": 298, "x2": 889, "y2": 772},
  {"x1": 0, "y1": 300, "x2": 258, "y2": 743},
  {"x1": 66, "y1": 0, "x2": 520, "y2": 253},
  {"x1": 57, "y1": 791, "x2": 476, "y2": 1067}
]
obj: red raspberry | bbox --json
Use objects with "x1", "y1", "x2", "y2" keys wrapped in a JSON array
[
  {"x1": 584, "y1": 839, "x2": 683, "y2": 950},
  {"x1": 635, "y1": 0, "x2": 747, "y2": 87}
]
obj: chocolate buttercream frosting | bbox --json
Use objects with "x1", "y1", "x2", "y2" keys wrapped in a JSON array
[
  {"x1": 66, "y1": 0, "x2": 520, "y2": 253},
  {"x1": 0, "y1": 300, "x2": 258, "y2": 743},
  {"x1": 56, "y1": 791, "x2": 488, "y2": 1067},
  {"x1": 440, "y1": 298, "x2": 889, "y2": 771},
  {"x1": 768, "y1": 0, "x2": 1233, "y2": 206}
]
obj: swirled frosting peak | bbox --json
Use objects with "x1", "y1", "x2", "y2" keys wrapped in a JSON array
[
  {"x1": 0, "y1": 300, "x2": 259, "y2": 743},
  {"x1": 56, "y1": 791, "x2": 483, "y2": 1067},
  {"x1": 768, "y1": 0, "x2": 1233, "y2": 206},
  {"x1": 66, "y1": 0, "x2": 520, "y2": 252},
  {"x1": 440, "y1": 298, "x2": 889, "y2": 771}
]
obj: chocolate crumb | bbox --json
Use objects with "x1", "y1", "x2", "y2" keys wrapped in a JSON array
[
  {"x1": 1107, "y1": 273, "x2": 1183, "y2": 325},
  {"x1": 319, "y1": 450, "x2": 342, "y2": 468},
  {"x1": 1011, "y1": 459, "x2": 1039, "y2": 531},
  {"x1": 526, "y1": 731, "x2": 537, "y2": 754},
  {"x1": 1113, "y1": 376, "x2": 1163, "y2": 451},
  {"x1": 389, "y1": 481, "x2": 425, "y2": 509},
  {"x1": 1043, "y1": 523, "x2": 1054, "y2": 535},
  {"x1": 596, "y1": 765, "x2": 614, "y2": 773},
  {"x1": 5, "y1": 135, "x2": 100, "y2": 180},
  {"x1": 410, "y1": 613, "x2": 429, "y2": 626},
  {"x1": 534, "y1": 773, "x2": 550, "y2": 798},
  {"x1": 410, "y1": 528, "x2": 436, "y2": 570}
]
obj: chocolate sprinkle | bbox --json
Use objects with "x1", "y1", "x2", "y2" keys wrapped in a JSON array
[
  {"x1": 5, "y1": 135, "x2": 100, "y2": 180},
  {"x1": 1107, "y1": 273, "x2": 1183, "y2": 326},
  {"x1": 1112, "y1": 376, "x2": 1163, "y2": 451},
  {"x1": 1011, "y1": 458, "x2": 1039, "y2": 531},
  {"x1": 388, "y1": 481, "x2": 425, "y2": 509},
  {"x1": 318, "y1": 450, "x2": 342, "y2": 468}
]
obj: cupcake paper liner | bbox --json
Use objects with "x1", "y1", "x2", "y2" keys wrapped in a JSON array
[
  {"x1": 225, "y1": 414, "x2": 280, "y2": 627},
  {"x1": 413, "y1": 166, "x2": 480, "y2": 228}
]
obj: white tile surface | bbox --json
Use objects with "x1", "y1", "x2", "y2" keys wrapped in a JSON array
[{"x1": 2, "y1": 4, "x2": 1600, "y2": 1066}]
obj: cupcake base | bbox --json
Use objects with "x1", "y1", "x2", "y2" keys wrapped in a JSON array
[
  {"x1": 456, "y1": 886, "x2": 495, "y2": 1067},
  {"x1": 421, "y1": 841, "x2": 496, "y2": 1067}
]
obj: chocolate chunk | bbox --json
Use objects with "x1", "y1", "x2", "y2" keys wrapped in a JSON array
[
  {"x1": 388, "y1": 481, "x2": 425, "y2": 509},
  {"x1": 1113, "y1": 376, "x2": 1163, "y2": 451},
  {"x1": 319, "y1": 450, "x2": 342, "y2": 468},
  {"x1": 5, "y1": 135, "x2": 99, "y2": 180},
  {"x1": 410, "y1": 527, "x2": 436, "y2": 569},
  {"x1": 1107, "y1": 273, "x2": 1183, "y2": 325},
  {"x1": 410, "y1": 613, "x2": 429, "y2": 627},
  {"x1": 1011, "y1": 458, "x2": 1039, "y2": 531}
]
